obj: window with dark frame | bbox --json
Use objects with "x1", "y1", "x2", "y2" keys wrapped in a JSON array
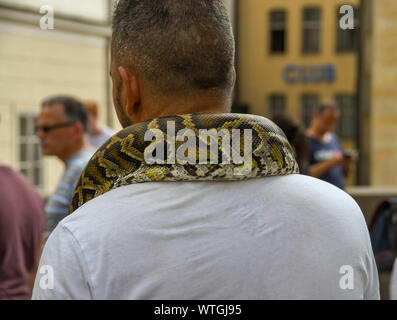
[
  {"x1": 301, "y1": 94, "x2": 319, "y2": 128},
  {"x1": 268, "y1": 94, "x2": 286, "y2": 115},
  {"x1": 302, "y1": 8, "x2": 321, "y2": 54},
  {"x1": 336, "y1": 7, "x2": 360, "y2": 52},
  {"x1": 269, "y1": 10, "x2": 286, "y2": 54},
  {"x1": 335, "y1": 95, "x2": 357, "y2": 140},
  {"x1": 19, "y1": 114, "x2": 43, "y2": 190}
]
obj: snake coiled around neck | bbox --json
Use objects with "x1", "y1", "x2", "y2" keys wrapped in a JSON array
[{"x1": 70, "y1": 113, "x2": 299, "y2": 213}]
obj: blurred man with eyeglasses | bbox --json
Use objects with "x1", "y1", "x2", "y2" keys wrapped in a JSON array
[{"x1": 36, "y1": 96, "x2": 94, "y2": 239}]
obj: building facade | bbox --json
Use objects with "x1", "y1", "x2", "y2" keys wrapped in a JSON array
[
  {"x1": 2, "y1": 0, "x2": 395, "y2": 191},
  {"x1": 238, "y1": 0, "x2": 360, "y2": 184},
  {"x1": 0, "y1": 0, "x2": 236, "y2": 197},
  {"x1": 358, "y1": 0, "x2": 397, "y2": 186},
  {"x1": 0, "y1": 0, "x2": 115, "y2": 197}
]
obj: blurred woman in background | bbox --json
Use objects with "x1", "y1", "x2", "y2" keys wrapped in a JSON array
[{"x1": 271, "y1": 112, "x2": 310, "y2": 175}]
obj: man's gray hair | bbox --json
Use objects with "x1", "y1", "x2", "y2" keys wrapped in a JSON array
[{"x1": 42, "y1": 95, "x2": 89, "y2": 133}]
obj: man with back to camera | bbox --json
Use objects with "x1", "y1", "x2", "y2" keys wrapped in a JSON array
[
  {"x1": 307, "y1": 100, "x2": 356, "y2": 190},
  {"x1": 36, "y1": 96, "x2": 94, "y2": 239},
  {"x1": 32, "y1": 0, "x2": 379, "y2": 299}
]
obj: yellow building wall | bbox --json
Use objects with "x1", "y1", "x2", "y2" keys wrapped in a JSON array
[
  {"x1": 370, "y1": 0, "x2": 397, "y2": 186},
  {"x1": 0, "y1": 22, "x2": 112, "y2": 196},
  {"x1": 239, "y1": 0, "x2": 359, "y2": 185},
  {"x1": 239, "y1": 0, "x2": 358, "y2": 121}
]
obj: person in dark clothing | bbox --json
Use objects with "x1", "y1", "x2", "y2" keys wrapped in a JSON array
[
  {"x1": 306, "y1": 100, "x2": 355, "y2": 189},
  {"x1": 0, "y1": 166, "x2": 46, "y2": 300},
  {"x1": 271, "y1": 112, "x2": 310, "y2": 175}
]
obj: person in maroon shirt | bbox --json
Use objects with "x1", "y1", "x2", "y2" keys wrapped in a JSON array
[{"x1": 0, "y1": 166, "x2": 46, "y2": 300}]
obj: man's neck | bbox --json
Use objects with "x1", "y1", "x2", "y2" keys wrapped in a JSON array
[
  {"x1": 307, "y1": 127, "x2": 326, "y2": 140},
  {"x1": 59, "y1": 141, "x2": 90, "y2": 164},
  {"x1": 134, "y1": 92, "x2": 232, "y2": 124},
  {"x1": 89, "y1": 126, "x2": 103, "y2": 136}
]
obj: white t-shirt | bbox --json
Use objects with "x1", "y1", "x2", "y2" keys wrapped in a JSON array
[
  {"x1": 87, "y1": 126, "x2": 115, "y2": 149},
  {"x1": 32, "y1": 174, "x2": 380, "y2": 300}
]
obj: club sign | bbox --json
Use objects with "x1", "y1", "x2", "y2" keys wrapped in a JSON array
[{"x1": 282, "y1": 64, "x2": 336, "y2": 84}]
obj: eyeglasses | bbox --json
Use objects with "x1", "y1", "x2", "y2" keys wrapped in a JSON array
[{"x1": 35, "y1": 121, "x2": 76, "y2": 134}]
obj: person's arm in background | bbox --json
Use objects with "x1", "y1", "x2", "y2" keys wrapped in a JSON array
[
  {"x1": 390, "y1": 258, "x2": 397, "y2": 300},
  {"x1": 343, "y1": 157, "x2": 353, "y2": 177},
  {"x1": 309, "y1": 150, "x2": 344, "y2": 178},
  {"x1": 334, "y1": 135, "x2": 357, "y2": 178},
  {"x1": 342, "y1": 152, "x2": 358, "y2": 178}
]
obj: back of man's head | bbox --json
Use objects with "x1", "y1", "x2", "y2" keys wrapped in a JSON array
[
  {"x1": 112, "y1": 0, "x2": 235, "y2": 96},
  {"x1": 42, "y1": 96, "x2": 88, "y2": 133}
]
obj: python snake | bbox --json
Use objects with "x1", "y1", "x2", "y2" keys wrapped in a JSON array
[{"x1": 70, "y1": 113, "x2": 299, "y2": 213}]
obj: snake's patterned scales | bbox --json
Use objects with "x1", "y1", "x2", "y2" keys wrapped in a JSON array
[{"x1": 70, "y1": 113, "x2": 299, "y2": 213}]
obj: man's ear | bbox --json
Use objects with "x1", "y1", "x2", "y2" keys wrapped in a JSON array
[
  {"x1": 232, "y1": 67, "x2": 237, "y2": 87},
  {"x1": 312, "y1": 113, "x2": 320, "y2": 122},
  {"x1": 73, "y1": 122, "x2": 84, "y2": 138},
  {"x1": 118, "y1": 66, "x2": 141, "y2": 117}
]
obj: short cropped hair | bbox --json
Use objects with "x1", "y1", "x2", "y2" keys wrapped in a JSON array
[
  {"x1": 316, "y1": 100, "x2": 340, "y2": 115},
  {"x1": 112, "y1": 0, "x2": 235, "y2": 94},
  {"x1": 42, "y1": 96, "x2": 88, "y2": 132}
]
